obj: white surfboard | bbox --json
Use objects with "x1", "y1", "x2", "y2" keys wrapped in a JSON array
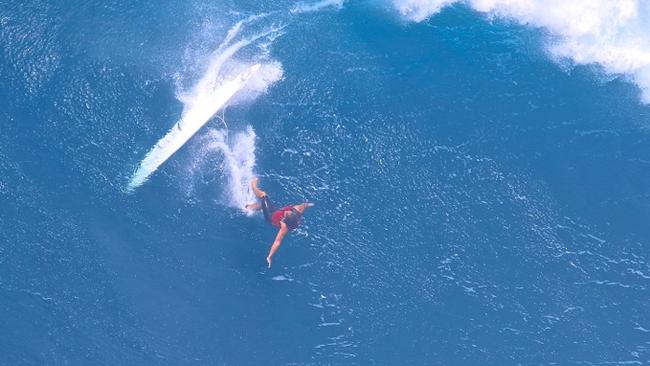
[{"x1": 128, "y1": 63, "x2": 261, "y2": 191}]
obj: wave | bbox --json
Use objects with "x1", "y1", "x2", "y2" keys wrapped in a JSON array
[
  {"x1": 391, "y1": 0, "x2": 650, "y2": 103},
  {"x1": 128, "y1": 19, "x2": 284, "y2": 192}
]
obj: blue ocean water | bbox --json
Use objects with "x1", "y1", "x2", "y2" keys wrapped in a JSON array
[{"x1": 2, "y1": 0, "x2": 650, "y2": 365}]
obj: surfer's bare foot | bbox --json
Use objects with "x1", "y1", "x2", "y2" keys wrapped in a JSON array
[{"x1": 245, "y1": 203, "x2": 261, "y2": 211}]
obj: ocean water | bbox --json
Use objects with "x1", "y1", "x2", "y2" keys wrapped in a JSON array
[{"x1": 2, "y1": 0, "x2": 650, "y2": 365}]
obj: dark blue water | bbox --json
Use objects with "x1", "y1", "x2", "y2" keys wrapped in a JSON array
[{"x1": 2, "y1": 1, "x2": 650, "y2": 365}]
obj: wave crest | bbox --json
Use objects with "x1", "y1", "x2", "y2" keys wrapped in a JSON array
[{"x1": 391, "y1": 0, "x2": 650, "y2": 103}]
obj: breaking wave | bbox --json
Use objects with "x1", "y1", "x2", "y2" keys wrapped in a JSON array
[{"x1": 391, "y1": 0, "x2": 650, "y2": 103}]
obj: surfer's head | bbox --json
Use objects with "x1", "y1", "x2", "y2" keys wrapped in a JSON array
[{"x1": 283, "y1": 208, "x2": 302, "y2": 228}]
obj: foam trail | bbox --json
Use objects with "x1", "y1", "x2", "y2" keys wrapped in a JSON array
[
  {"x1": 127, "y1": 63, "x2": 261, "y2": 191},
  {"x1": 391, "y1": 0, "x2": 650, "y2": 103},
  {"x1": 219, "y1": 20, "x2": 245, "y2": 51},
  {"x1": 291, "y1": 0, "x2": 345, "y2": 14}
]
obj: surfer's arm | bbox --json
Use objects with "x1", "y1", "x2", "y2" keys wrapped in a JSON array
[{"x1": 266, "y1": 222, "x2": 288, "y2": 268}]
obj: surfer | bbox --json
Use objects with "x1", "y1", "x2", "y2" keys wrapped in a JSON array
[{"x1": 245, "y1": 177, "x2": 313, "y2": 268}]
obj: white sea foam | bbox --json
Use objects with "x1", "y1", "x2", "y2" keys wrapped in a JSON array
[
  {"x1": 391, "y1": 0, "x2": 650, "y2": 103},
  {"x1": 128, "y1": 20, "x2": 284, "y2": 192},
  {"x1": 392, "y1": 0, "x2": 457, "y2": 22},
  {"x1": 291, "y1": 0, "x2": 345, "y2": 14}
]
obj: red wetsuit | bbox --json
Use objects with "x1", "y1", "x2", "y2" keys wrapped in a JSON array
[{"x1": 271, "y1": 206, "x2": 300, "y2": 230}]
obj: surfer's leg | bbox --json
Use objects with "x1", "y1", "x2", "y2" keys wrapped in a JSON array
[
  {"x1": 260, "y1": 196, "x2": 274, "y2": 223},
  {"x1": 250, "y1": 177, "x2": 267, "y2": 199},
  {"x1": 249, "y1": 178, "x2": 273, "y2": 222}
]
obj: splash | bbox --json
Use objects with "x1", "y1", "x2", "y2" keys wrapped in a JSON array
[
  {"x1": 128, "y1": 20, "x2": 284, "y2": 191},
  {"x1": 391, "y1": 0, "x2": 650, "y2": 103},
  {"x1": 192, "y1": 127, "x2": 258, "y2": 210}
]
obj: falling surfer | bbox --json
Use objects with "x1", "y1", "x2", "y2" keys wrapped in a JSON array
[{"x1": 245, "y1": 178, "x2": 313, "y2": 268}]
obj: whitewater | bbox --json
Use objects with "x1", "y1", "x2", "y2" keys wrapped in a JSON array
[{"x1": 392, "y1": 0, "x2": 650, "y2": 103}]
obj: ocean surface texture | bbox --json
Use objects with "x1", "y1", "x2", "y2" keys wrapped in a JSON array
[{"x1": 2, "y1": 0, "x2": 650, "y2": 365}]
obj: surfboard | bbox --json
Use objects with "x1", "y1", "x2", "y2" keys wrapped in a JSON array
[{"x1": 128, "y1": 63, "x2": 261, "y2": 191}]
